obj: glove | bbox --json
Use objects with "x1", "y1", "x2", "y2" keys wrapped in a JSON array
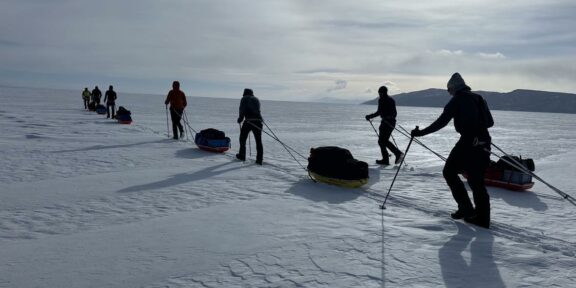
[
  {"x1": 411, "y1": 127, "x2": 424, "y2": 137},
  {"x1": 237, "y1": 117, "x2": 243, "y2": 124},
  {"x1": 365, "y1": 115, "x2": 371, "y2": 121}
]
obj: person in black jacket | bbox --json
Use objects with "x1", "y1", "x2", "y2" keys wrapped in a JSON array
[
  {"x1": 103, "y1": 85, "x2": 117, "y2": 119},
  {"x1": 365, "y1": 86, "x2": 404, "y2": 165},
  {"x1": 236, "y1": 88, "x2": 264, "y2": 165},
  {"x1": 92, "y1": 86, "x2": 102, "y2": 105},
  {"x1": 411, "y1": 73, "x2": 493, "y2": 229}
]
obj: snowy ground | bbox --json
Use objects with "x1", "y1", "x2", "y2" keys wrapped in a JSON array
[{"x1": 1, "y1": 86, "x2": 575, "y2": 288}]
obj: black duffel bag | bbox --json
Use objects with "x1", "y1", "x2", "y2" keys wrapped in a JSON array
[
  {"x1": 199, "y1": 128, "x2": 226, "y2": 140},
  {"x1": 308, "y1": 146, "x2": 368, "y2": 180}
]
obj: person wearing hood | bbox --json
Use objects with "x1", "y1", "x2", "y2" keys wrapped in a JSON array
[
  {"x1": 365, "y1": 85, "x2": 404, "y2": 165},
  {"x1": 411, "y1": 73, "x2": 494, "y2": 229},
  {"x1": 92, "y1": 86, "x2": 102, "y2": 105},
  {"x1": 236, "y1": 88, "x2": 263, "y2": 165},
  {"x1": 82, "y1": 88, "x2": 91, "y2": 109},
  {"x1": 103, "y1": 85, "x2": 117, "y2": 118},
  {"x1": 164, "y1": 81, "x2": 187, "y2": 140}
]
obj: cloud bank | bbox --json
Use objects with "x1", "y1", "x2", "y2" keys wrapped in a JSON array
[{"x1": 1, "y1": 0, "x2": 575, "y2": 101}]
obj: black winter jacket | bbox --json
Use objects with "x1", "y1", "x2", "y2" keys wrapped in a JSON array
[
  {"x1": 104, "y1": 90, "x2": 117, "y2": 104},
  {"x1": 238, "y1": 95, "x2": 262, "y2": 122},
  {"x1": 420, "y1": 88, "x2": 492, "y2": 141},
  {"x1": 367, "y1": 95, "x2": 397, "y2": 123}
]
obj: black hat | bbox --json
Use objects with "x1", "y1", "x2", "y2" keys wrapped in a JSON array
[
  {"x1": 378, "y1": 86, "x2": 388, "y2": 95},
  {"x1": 447, "y1": 73, "x2": 467, "y2": 93},
  {"x1": 243, "y1": 88, "x2": 253, "y2": 96}
]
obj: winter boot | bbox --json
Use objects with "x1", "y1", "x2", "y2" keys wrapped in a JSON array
[
  {"x1": 376, "y1": 159, "x2": 390, "y2": 165},
  {"x1": 450, "y1": 208, "x2": 474, "y2": 220},
  {"x1": 464, "y1": 214, "x2": 490, "y2": 229},
  {"x1": 395, "y1": 153, "x2": 405, "y2": 165}
]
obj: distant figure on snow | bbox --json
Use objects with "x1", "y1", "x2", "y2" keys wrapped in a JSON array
[
  {"x1": 236, "y1": 88, "x2": 263, "y2": 165},
  {"x1": 82, "y1": 88, "x2": 91, "y2": 109},
  {"x1": 411, "y1": 73, "x2": 494, "y2": 229},
  {"x1": 365, "y1": 86, "x2": 404, "y2": 165},
  {"x1": 103, "y1": 85, "x2": 117, "y2": 119},
  {"x1": 92, "y1": 86, "x2": 102, "y2": 105},
  {"x1": 164, "y1": 81, "x2": 187, "y2": 140}
]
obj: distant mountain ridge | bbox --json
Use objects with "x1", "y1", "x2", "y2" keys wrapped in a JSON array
[{"x1": 363, "y1": 88, "x2": 576, "y2": 114}]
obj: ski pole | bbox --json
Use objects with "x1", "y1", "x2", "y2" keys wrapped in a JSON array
[
  {"x1": 390, "y1": 134, "x2": 398, "y2": 149},
  {"x1": 182, "y1": 110, "x2": 191, "y2": 141},
  {"x1": 248, "y1": 125, "x2": 252, "y2": 157},
  {"x1": 380, "y1": 126, "x2": 417, "y2": 209},
  {"x1": 238, "y1": 123, "x2": 245, "y2": 162},
  {"x1": 173, "y1": 109, "x2": 198, "y2": 135},
  {"x1": 165, "y1": 105, "x2": 170, "y2": 138},
  {"x1": 378, "y1": 119, "x2": 398, "y2": 147},
  {"x1": 396, "y1": 124, "x2": 447, "y2": 162},
  {"x1": 368, "y1": 119, "x2": 379, "y2": 137},
  {"x1": 369, "y1": 119, "x2": 399, "y2": 158}
]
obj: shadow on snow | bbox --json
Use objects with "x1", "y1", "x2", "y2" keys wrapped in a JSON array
[
  {"x1": 116, "y1": 161, "x2": 243, "y2": 193},
  {"x1": 52, "y1": 139, "x2": 169, "y2": 153},
  {"x1": 439, "y1": 222, "x2": 505, "y2": 288}
]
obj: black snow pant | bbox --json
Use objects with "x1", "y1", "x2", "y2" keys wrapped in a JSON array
[
  {"x1": 378, "y1": 120, "x2": 402, "y2": 163},
  {"x1": 84, "y1": 98, "x2": 89, "y2": 109},
  {"x1": 106, "y1": 103, "x2": 115, "y2": 118},
  {"x1": 238, "y1": 120, "x2": 263, "y2": 163},
  {"x1": 443, "y1": 137, "x2": 491, "y2": 221},
  {"x1": 170, "y1": 108, "x2": 184, "y2": 139}
]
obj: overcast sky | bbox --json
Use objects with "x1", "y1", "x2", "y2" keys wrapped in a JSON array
[{"x1": 1, "y1": 0, "x2": 575, "y2": 101}]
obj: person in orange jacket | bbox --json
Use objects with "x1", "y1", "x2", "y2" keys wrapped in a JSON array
[{"x1": 164, "y1": 81, "x2": 187, "y2": 139}]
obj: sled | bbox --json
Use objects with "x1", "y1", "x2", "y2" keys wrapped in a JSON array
[
  {"x1": 484, "y1": 176, "x2": 534, "y2": 191},
  {"x1": 308, "y1": 171, "x2": 368, "y2": 188},
  {"x1": 117, "y1": 119, "x2": 132, "y2": 124},
  {"x1": 307, "y1": 146, "x2": 369, "y2": 188},
  {"x1": 462, "y1": 156, "x2": 535, "y2": 192},
  {"x1": 194, "y1": 129, "x2": 231, "y2": 153},
  {"x1": 116, "y1": 114, "x2": 132, "y2": 124},
  {"x1": 95, "y1": 104, "x2": 107, "y2": 115},
  {"x1": 116, "y1": 106, "x2": 132, "y2": 124}
]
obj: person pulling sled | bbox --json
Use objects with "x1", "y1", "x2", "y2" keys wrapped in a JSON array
[
  {"x1": 82, "y1": 88, "x2": 91, "y2": 110},
  {"x1": 365, "y1": 86, "x2": 404, "y2": 165},
  {"x1": 164, "y1": 81, "x2": 187, "y2": 140},
  {"x1": 236, "y1": 88, "x2": 263, "y2": 165},
  {"x1": 92, "y1": 86, "x2": 102, "y2": 105},
  {"x1": 411, "y1": 73, "x2": 494, "y2": 229},
  {"x1": 104, "y1": 85, "x2": 117, "y2": 119}
]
